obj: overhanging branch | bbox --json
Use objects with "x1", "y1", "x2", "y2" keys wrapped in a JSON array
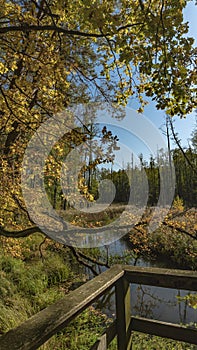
[
  {"x1": 0, "y1": 22, "x2": 143, "y2": 37},
  {"x1": 0, "y1": 226, "x2": 42, "y2": 238},
  {"x1": 162, "y1": 221, "x2": 197, "y2": 240},
  {"x1": 0, "y1": 25, "x2": 104, "y2": 37}
]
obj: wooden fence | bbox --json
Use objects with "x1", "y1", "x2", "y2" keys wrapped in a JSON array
[{"x1": 0, "y1": 265, "x2": 197, "y2": 349}]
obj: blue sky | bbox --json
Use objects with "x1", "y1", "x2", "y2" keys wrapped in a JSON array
[
  {"x1": 97, "y1": 2, "x2": 197, "y2": 167},
  {"x1": 126, "y1": 1, "x2": 197, "y2": 151}
]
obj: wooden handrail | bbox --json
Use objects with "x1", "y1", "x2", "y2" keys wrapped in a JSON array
[
  {"x1": 0, "y1": 265, "x2": 124, "y2": 350},
  {"x1": 0, "y1": 265, "x2": 196, "y2": 350},
  {"x1": 130, "y1": 316, "x2": 197, "y2": 344},
  {"x1": 123, "y1": 265, "x2": 197, "y2": 290}
]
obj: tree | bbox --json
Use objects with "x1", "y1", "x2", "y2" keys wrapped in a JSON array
[
  {"x1": 190, "y1": 117, "x2": 197, "y2": 151},
  {"x1": 173, "y1": 147, "x2": 197, "y2": 207},
  {"x1": 0, "y1": 0, "x2": 197, "y2": 238}
]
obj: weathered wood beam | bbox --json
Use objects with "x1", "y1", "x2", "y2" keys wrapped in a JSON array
[
  {"x1": 115, "y1": 276, "x2": 132, "y2": 350},
  {"x1": 0, "y1": 265, "x2": 123, "y2": 350},
  {"x1": 123, "y1": 266, "x2": 197, "y2": 291},
  {"x1": 131, "y1": 316, "x2": 197, "y2": 345},
  {"x1": 90, "y1": 320, "x2": 117, "y2": 350}
]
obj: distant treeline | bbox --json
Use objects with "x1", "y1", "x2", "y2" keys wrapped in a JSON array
[
  {"x1": 47, "y1": 145, "x2": 196, "y2": 209},
  {"x1": 94, "y1": 147, "x2": 196, "y2": 207}
]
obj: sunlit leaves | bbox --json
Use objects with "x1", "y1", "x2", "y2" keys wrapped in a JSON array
[
  {"x1": 0, "y1": 0, "x2": 197, "y2": 235},
  {"x1": 1, "y1": 0, "x2": 196, "y2": 115},
  {"x1": 129, "y1": 207, "x2": 197, "y2": 269}
]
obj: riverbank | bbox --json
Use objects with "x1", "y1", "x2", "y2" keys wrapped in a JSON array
[{"x1": 127, "y1": 207, "x2": 197, "y2": 270}]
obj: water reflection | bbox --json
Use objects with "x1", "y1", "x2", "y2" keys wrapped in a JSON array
[
  {"x1": 89, "y1": 237, "x2": 197, "y2": 325},
  {"x1": 94, "y1": 284, "x2": 197, "y2": 325},
  {"x1": 131, "y1": 285, "x2": 197, "y2": 324}
]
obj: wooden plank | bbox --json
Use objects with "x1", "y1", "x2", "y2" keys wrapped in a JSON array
[
  {"x1": 130, "y1": 316, "x2": 197, "y2": 345},
  {"x1": 115, "y1": 277, "x2": 132, "y2": 350},
  {"x1": 90, "y1": 320, "x2": 117, "y2": 350},
  {"x1": 0, "y1": 265, "x2": 124, "y2": 350},
  {"x1": 123, "y1": 265, "x2": 197, "y2": 291},
  {"x1": 91, "y1": 334, "x2": 107, "y2": 350},
  {"x1": 93, "y1": 334, "x2": 107, "y2": 350}
]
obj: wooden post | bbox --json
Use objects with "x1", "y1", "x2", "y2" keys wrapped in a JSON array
[
  {"x1": 93, "y1": 334, "x2": 107, "y2": 350},
  {"x1": 115, "y1": 276, "x2": 132, "y2": 350}
]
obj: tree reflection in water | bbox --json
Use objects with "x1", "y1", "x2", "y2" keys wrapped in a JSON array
[{"x1": 93, "y1": 284, "x2": 196, "y2": 326}]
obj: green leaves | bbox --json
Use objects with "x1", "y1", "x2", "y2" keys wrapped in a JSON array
[
  {"x1": 0, "y1": 0, "x2": 196, "y2": 234},
  {"x1": 0, "y1": 0, "x2": 196, "y2": 114}
]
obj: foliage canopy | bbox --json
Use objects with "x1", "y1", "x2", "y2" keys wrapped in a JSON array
[{"x1": 0, "y1": 0, "x2": 197, "y2": 236}]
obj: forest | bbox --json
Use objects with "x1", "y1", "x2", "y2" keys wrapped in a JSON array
[
  {"x1": 46, "y1": 123, "x2": 197, "y2": 209},
  {"x1": 0, "y1": 0, "x2": 197, "y2": 349}
]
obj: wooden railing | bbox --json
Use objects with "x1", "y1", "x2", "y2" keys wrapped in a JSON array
[{"x1": 0, "y1": 265, "x2": 197, "y2": 350}]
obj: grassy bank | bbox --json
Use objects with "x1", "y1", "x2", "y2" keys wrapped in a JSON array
[{"x1": 0, "y1": 233, "x2": 113, "y2": 348}]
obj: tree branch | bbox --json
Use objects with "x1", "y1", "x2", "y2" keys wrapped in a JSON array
[
  {"x1": 68, "y1": 246, "x2": 99, "y2": 276},
  {"x1": 139, "y1": 0, "x2": 145, "y2": 11},
  {"x1": 169, "y1": 117, "x2": 197, "y2": 175},
  {"x1": 76, "y1": 249, "x2": 110, "y2": 268},
  {"x1": 0, "y1": 226, "x2": 42, "y2": 238},
  {"x1": 0, "y1": 25, "x2": 105, "y2": 37},
  {"x1": 0, "y1": 22, "x2": 144, "y2": 37},
  {"x1": 39, "y1": 236, "x2": 47, "y2": 261},
  {"x1": 162, "y1": 221, "x2": 197, "y2": 240}
]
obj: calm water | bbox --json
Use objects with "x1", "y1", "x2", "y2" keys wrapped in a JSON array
[{"x1": 90, "y1": 237, "x2": 197, "y2": 325}]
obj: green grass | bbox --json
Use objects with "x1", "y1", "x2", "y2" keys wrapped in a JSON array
[
  {"x1": 0, "y1": 236, "x2": 112, "y2": 349},
  {"x1": 0, "y1": 248, "x2": 71, "y2": 333},
  {"x1": 39, "y1": 308, "x2": 111, "y2": 350},
  {"x1": 131, "y1": 332, "x2": 197, "y2": 350}
]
